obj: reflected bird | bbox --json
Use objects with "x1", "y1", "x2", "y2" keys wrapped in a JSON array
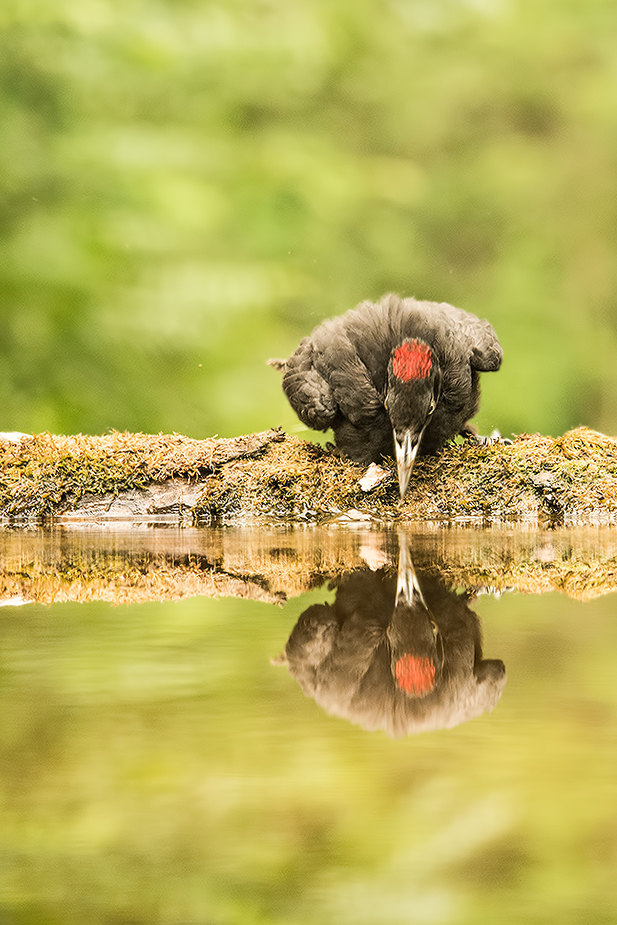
[
  {"x1": 277, "y1": 540, "x2": 506, "y2": 737},
  {"x1": 270, "y1": 294, "x2": 502, "y2": 496}
]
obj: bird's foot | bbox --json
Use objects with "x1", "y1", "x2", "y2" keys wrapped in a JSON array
[
  {"x1": 467, "y1": 585, "x2": 515, "y2": 599},
  {"x1": 266, "y1": 357, "x2": 286, "y2": 371},
  {"x1": 468, "y1": 429, "x2": 513, "y2": 447}
]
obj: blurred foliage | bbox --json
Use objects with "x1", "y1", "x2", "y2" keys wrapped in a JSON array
[
  {"x1": 2, "y1": 0, "x2": 617, "y2": 439},
  {"x1": 1, "y1": 584, "x2": 617, "y2": 923}
]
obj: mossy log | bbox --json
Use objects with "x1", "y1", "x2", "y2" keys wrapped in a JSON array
[{"x1": 1, "y1": 425, "x2": 617, "y2": 525}]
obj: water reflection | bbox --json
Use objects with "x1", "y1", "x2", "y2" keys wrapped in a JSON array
[
  {"x1": 281, "y1": 535, "x2": 506, "y2": 736},
  {"x1": 2, "y1": 525, "x2": 617, "y2": 923},
  {"x1": 3, "y1": 523, "x2": 617, "y2": 605}
]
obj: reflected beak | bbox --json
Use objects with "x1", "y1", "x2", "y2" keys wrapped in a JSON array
[
  {"x1": 396, "y1": 539, "x2": 428, "y2": 609},
  {"x1": 395, "y1": 428, "x2": 422, "y2": 498}
]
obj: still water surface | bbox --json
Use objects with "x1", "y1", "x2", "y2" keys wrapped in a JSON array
[{"x1": 1, "y1": 524, "x2": 617, "y2": 924}]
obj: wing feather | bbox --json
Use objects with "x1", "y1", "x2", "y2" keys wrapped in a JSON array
[
  {"x1": 467, "y1": 318, "x2": 503, "y2": 371},
  {"x1": 282, "y1": 339, "x2": 338, "y2": 430},
  {"x1": 310, "y1": 320, "x2": 383, "y2": 425}
]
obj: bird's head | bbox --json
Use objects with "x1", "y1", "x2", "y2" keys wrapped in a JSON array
[
  {"x1": 388, "y1": 550, "x2": 443, "y2": 698},
  {"x1": 385, "y1": 339, "x2": 442, "y2": 497}
]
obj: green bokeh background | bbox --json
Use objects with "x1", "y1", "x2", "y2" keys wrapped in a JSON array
[{"x1": 3, "y1": 0, "x2": 617, "y2": 441}]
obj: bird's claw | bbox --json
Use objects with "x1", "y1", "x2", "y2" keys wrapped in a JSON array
[
  {"x1": 468, "y1": 585, "x2": 515, "y2": 599},
  {"x1": 469, "y1": 430, "x2": 513, "y2": 447}
]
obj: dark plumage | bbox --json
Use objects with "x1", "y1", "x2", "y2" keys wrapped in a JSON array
[
  {"x1": 281, "y1": 545, "x2": 507, "y2": 737},
  {"x1": 272, "y1": 294, "x2": 503, "y2": 495}
]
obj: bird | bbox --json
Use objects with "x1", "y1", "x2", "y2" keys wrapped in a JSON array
[
  {"x1": 270, "y1": 294, "x2": 503, "y2": 496},
  {"x1": 387, "y1": 534, "x2": 443, "y2": 699},
  {"x1": 277, "y1": 537, "x2": 506, "y2": 737}
]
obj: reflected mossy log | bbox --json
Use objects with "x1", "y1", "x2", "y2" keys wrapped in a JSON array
[
  {"x1": 2, "y1": 425, "x2": 617, "y2": 525},
  {"x1": 3, "y1": 525, "x2": 617, "y2": 605}
]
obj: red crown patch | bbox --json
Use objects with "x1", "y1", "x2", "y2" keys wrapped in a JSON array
[
  {"x1": 395, "y1": 654, "x2": 436, "y2": 696},
  {"x1": 392, "y1": 340, "x2": 432, "y2": 382}
]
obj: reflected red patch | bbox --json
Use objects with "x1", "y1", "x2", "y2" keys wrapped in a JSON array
[
  {"x1": 395, "y1": 654, "x2": 436, "y2": 695},
  {"x1": 392, "y1": 340, "x2": 432, "y2": 381}
]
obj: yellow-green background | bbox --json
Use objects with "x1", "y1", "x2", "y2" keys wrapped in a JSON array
[{"x1": 3, "y1": 0, "x2": 617, "y2": 440}]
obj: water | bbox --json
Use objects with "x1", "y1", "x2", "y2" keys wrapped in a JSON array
[{"x1": 1, "y1": 524, "x2": 617, "y2": 924}]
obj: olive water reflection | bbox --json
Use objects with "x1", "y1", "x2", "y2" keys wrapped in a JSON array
[{"x1": 2, "y1": 524, "x2": 617, "y2": 925}]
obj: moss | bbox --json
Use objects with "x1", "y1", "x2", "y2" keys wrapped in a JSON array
[
  {"x1": 196, "y1": 437, "x2": 373, "y2": 523},
  {"x1": 0, "y1": 550, "x2": 285, "y2": 606},
  {"x1": 420, "y1": 547, "x2": 617, "y2": 601},
  {"x1": 2, "y1": 425, "x2": 617, "y2": 525},
  {"x1": 195, "y1": 427, "x2": 617, "y2": 525},
  {"x1": 396, "y1": 428, "x2": 617, "y2": 524},
  {"x1": 0, "y1": 429, "x2": 281, "y2": 519}
]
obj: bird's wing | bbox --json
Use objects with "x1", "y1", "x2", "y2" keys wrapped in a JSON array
[
  {"x1": 434, "y1": 304, "x2": 502, "y2": 372},
  {"x1": 282, "y1": 338, "x2": 338, "y2": 430},
  {"x1": 392, "y1": 297, "x2": 502, "y2": 373},
  {"x1": 467, "y1": 318, "x2": 503, "y2": 372},
  {"x1": 310, "y1": 321, "x2": 383, "y2": 426}
]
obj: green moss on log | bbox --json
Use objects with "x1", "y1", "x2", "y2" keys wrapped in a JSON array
[
  {"x1": 0, "y1": 428, "x2": 282, "y2": 519},
  {"x1": 193, "y1": 427, "x2": 617, "y2": 525},
  {"x1": 1, "y1": 425, "x2": 617, "y2": 524}
]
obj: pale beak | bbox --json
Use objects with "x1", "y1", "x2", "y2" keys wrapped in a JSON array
[
  {"x1": 394, "y1": 428, "x2": 422, "y2": 498},
  {"x1": 396, "y1": 537, "x2": 428, "y2": 609}
]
